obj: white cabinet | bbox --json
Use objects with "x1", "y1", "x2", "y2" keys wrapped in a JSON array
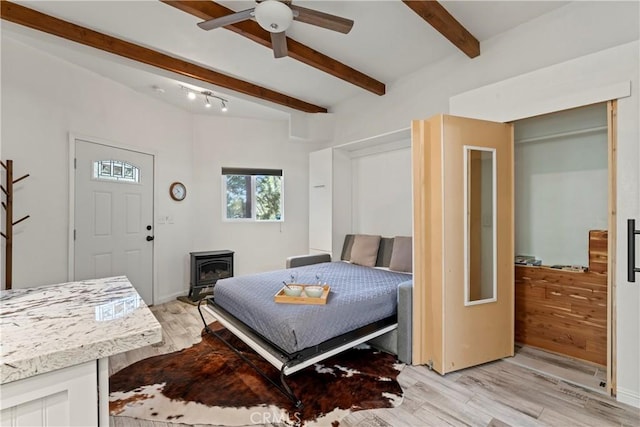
[
  {"x1": 309, "y1": 148, "x2": 333, "y2": 254},
  {"x1": 308, "y1": 148, "x2": 351, "y2": 258},
  {"x1": 0, "y1": 277, "x2": 161, "y2": 427},
  {"x1": 1, "y1": 361, "x2": 98, "y2": 426}
]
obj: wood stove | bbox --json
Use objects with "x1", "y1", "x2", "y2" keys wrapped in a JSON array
[{"x1": 188, "y1": 250, "x2": 234, "y2": 301}]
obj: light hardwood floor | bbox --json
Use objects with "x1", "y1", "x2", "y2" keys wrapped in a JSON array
[
  {"x1": 110, "y1": 301, "x2": 640, "y2": 427},
  {"x1": 506, "y1": 344, "x2": 607, "y2": 395}
]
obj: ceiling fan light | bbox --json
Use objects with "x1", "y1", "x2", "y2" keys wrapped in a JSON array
[
  {"x1": 255, "y1": 0, "x2": 293, "y2": 33},
  {"x1": 187, "y1": 91, "x2": 196, "y2": 100}
]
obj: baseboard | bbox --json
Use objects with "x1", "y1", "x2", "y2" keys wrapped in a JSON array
[
  {"x1": 154, "y1": 290, "x2": 189, "y2": 306},
  {"x1": 617, "y1": 387, "x2": 640, "y2": 408}
]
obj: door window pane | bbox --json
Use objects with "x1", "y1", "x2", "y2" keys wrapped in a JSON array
[{"x1": 93, "y1": 160, "x2": 139, "y2": 183}]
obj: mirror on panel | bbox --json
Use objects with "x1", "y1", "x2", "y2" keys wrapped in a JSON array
[{"x1": 465, "y1": 147, "x2": 497, "y2": 305}]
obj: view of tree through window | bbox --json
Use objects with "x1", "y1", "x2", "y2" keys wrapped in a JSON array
[
  {"x1": 226, "y1": 175, "x2": 251, "y2": 219},
  {"x1": 256, "y1": 176, "x2": 282, "y2": 220},
  {"x1": 223, "y1": 168, "x2": 283, "y2": 221}
]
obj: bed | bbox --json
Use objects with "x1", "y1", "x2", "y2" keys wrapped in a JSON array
[{"x1": 198, "y1": 234, "x2": 413, "y2": 407}]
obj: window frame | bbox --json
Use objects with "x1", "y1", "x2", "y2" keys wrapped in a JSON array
[
  {"x1": 92, "y1": 159, "x2": 141, "y2": 184},
  {"x1": 221, "y1": 168, "x2": 284, "y2": 222}
]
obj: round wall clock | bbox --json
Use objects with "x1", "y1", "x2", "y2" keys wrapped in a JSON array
[{"x1": 169, "y1": 182, "x2": 186, "y2": 201}]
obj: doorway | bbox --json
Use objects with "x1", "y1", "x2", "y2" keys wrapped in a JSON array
[
  {"x1": 509, "y1": 102, "x2": 613, "y2": 394},
  {"x1": 72, "y1": 139, "x2": 155, "y2": 304}
]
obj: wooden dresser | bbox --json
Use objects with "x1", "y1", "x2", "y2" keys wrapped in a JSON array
[{"x1": 515, "y1": 231, "x2": 608, "y2": 366}]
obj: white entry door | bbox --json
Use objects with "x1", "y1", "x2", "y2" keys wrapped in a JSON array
[{"x1": 74, "y1": 140, "x2": 154, "y2": 304}]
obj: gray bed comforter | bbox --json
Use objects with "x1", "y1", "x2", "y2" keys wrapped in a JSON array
[{"x1": 213, "y1": 261, "x2": 412, "y2": 354}]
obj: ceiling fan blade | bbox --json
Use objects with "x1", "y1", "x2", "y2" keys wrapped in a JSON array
[
  {"x1": 289, "y1": 5, "x2": 354, "y2": 34},
  {"x1": 197, "y1": 8, "x2": 255, "y2": 31},
  {"x1": 270, "y1": 31, "x2": 288, "y2": 58}
]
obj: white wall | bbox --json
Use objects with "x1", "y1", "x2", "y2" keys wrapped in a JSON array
[
  {"x1": 0, "y1": 35, "x2": 318, "y2": 303},
  {"x1": 351, "y1": 148, "x2": 412, "y2": 237},
  {"x1": 514, "y1": 104, "x2": 609, "y2": 266},
  {"x1": 514, "y1": 136, "x2": 608, "y2": 266},
  {"x1": 0, "y1": 36, "x2": 195, "y2": 303},
  {"x1": 190, "y1": 115, "x2": 318, "y2": 276},
  {"x1": 327, "y1": 1, "x2": 640, "y2": 407},
  {"x1": 331, "y1": 2, "x2": 638, "y2": 144}
]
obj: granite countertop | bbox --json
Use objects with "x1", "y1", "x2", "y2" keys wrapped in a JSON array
[{"x1": 0, "y1": 276, "x2": 162, "y2": 384}]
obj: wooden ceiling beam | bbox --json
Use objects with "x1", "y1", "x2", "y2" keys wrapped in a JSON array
[
  {"x1": 0, "y1": 1, "x2": 327, "y2": 113},
  {"x1": 402, "y1": 1, "x2": 480, "y2": 58},
  {"x1": 161, "y1": 0, "x2": 386, "y2": 96}
]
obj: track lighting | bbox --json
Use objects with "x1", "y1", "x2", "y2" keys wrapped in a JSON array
[{"x1": 180, "y1": 85, "x2": 229, "y2": 112}]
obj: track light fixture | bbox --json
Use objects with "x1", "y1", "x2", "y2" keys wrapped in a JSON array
[{"x1": 180, "y1": 85, "x2": 229, "y2": 112}]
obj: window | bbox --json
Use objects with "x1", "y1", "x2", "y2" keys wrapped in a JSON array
[
  {"x1": 222, "y1": 168, "x2": 283, "y2": 221},
  {"x1": 93, "y1": 160, "x2": 139, "y2": 183}
]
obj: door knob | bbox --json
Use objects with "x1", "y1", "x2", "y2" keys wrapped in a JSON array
[
  {"x1": 146, "y1": 225, "x2": 152, "y2": 231},
  {"x1": 146, "y1": 235, "x2": 154, "y2": 242}
]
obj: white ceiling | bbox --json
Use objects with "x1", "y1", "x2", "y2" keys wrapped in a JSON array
[{"x1": 3, "y1": 1, "x2": 570, "y2": 120}]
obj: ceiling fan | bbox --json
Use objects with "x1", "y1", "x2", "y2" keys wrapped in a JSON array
[{"x1": 197, "y1": 0, "x2": 354, "y2": 58}]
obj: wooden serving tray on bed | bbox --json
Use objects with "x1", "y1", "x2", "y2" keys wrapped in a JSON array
[{"x1": 274, "y1": 284, "x2": 331, "y2": 305}]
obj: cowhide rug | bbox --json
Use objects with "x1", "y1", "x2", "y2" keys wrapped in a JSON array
[{"x1": 109, "y1": 323, "x2": 404, "y2": 426}]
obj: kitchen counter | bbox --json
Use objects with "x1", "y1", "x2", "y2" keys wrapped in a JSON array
[{"x1": 0, "y1": 276, "x2": 161, "y2": 384}]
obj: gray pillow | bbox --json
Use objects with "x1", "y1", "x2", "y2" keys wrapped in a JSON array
[
  {"x1": 377, "y1": 237, "x2": 394, "y2": 267},
  {"x1": 350, "y1": 234, "x2": 381, "y2": 267},
  {"x1": 389, "y1": 236, "x2": 412, "y2": 273},
  {"x1": 341, "y1": 234, "x2": 355, "y2": 261}
]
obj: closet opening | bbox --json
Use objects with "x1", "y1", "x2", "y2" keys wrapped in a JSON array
[{"x1": 508, "y1": 101, "x2": 615, "y2": 395}]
